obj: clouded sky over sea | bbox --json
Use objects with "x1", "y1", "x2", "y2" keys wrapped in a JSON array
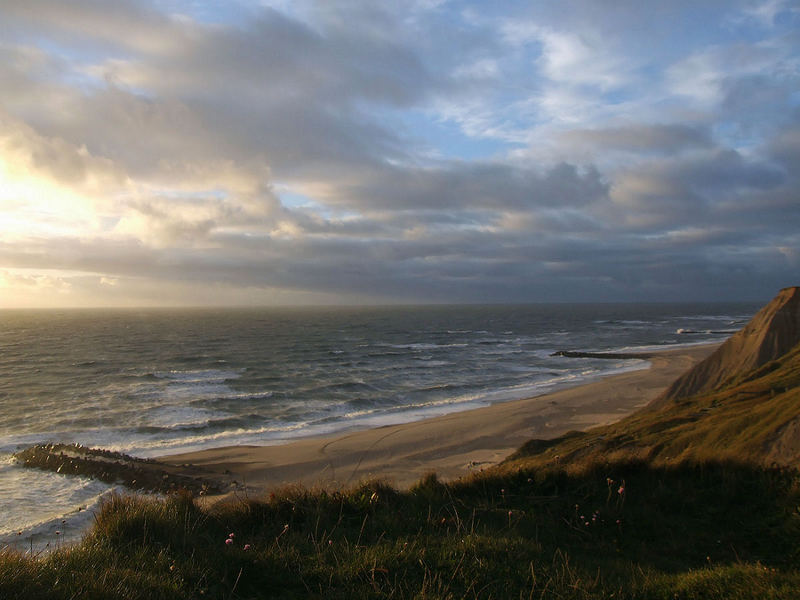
[{"x1": 0, "y1": 0, "x2": 798, "y2": 307}]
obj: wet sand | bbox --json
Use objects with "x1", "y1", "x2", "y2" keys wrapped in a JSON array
[{"x1": 160, "y1": 344, "x2": 717, "y2": 495}]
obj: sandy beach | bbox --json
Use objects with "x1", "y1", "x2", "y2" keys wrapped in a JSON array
[{"x1": 161, "y1": 344, "x2": 718, "y2": 494}]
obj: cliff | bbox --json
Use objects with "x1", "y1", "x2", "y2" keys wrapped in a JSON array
[
  {"x1": 507, "y1": 286, "x2": 800, "y2": 468},
  {"x1": 655, "y1": 286, "x2": 800, "y2": 404}
]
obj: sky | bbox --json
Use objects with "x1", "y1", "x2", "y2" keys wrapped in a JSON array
[{"x1": 0, "y1": 0, "x2": 798, "y2": 307}]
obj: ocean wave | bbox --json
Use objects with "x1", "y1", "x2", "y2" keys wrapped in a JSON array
[
  {"x1": 135, "y1": 411, "x2": 269, "y2": 434},
  {"x1": 676, "y1": 328, "x2": 739, "y2": 335},
  {"x1": 411, "y1": 359, "x2": 452, "y2": 367},
  {"x1": 143, "y1": 405, "x2": 233, "y2": 429},
  {"x1": 299, "y1": 379, "x2": 385, "y2": 396},
  {"x1": 0, "y1": 459, "x2": 116, "y2": 542},
  {"x1": 366, "y1": 350, "x2": 405, "y2": 358},
  {"x1": 381, "y1": 342, "x2": 469, "y2": 351},
  {"x1": 153, "y1": 368, "x2": 243, "y2": 383}
]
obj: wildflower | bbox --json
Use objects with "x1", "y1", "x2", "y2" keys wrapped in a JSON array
[
  {"x1": 618, "y1": 485, "x2": 625, "y2": 495},
  {"x1": 225, "y1": 538, "x2": 233, "y2": 545},
  {"x1": 228, "y1": 532, "x2": 235, "y2": 539},
  {"x1": 243, "y1": 544, "x2": 251, "y2": 551}
]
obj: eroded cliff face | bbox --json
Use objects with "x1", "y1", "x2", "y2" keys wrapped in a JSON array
[{"x1": 655, "y1": 286, "x2": 800, "y2": 405}]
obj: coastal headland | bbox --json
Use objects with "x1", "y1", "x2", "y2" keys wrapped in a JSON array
[{"x1": 160, "y1": 344, "x2": 718, "y2": 495}]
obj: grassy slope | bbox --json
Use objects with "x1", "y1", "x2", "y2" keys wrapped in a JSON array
[
  {"x1": 3, "y1": 345, "x2": 800, "y2": 598},
  {"x1": 507, "y1": 342, "x2": 800, "y2": 469},
  {"x1": 2, "y1": 459, "x2": 799, "y2": 598}
]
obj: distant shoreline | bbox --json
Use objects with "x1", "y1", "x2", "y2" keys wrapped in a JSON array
[{"x1": 160, "y1": 343, "x2": 720, "y2": 497}]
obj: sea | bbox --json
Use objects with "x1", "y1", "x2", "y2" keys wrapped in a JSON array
[{"x1": 0, "y1": 302, "x2": 760, "y2": 551}]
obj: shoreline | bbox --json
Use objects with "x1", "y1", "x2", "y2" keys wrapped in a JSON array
[{"x1": 160, "y1": 343, "x2": 719, "y2": 496}]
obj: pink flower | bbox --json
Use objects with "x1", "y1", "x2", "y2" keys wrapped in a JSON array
[
  {"x1": 225, "y1": 538, "x2": 233, "y2": 545},
  {"x1": 618, "y1": 486, "x2": 625, "y2": 495},
  {"x1": 243, "y1": 544, "x2": 251, "y2": 551},
  {"x1": 228, "y1": 532, "x2": 235, "y2": 538}
]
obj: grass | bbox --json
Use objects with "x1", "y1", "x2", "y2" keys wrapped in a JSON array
[{"x1": 2, "y1": 459, "x2": 799, "y2": 599}]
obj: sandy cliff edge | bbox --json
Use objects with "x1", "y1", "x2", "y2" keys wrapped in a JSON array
[{"x1": 656, "y1": 286, "x2": 800, "y2": 405}]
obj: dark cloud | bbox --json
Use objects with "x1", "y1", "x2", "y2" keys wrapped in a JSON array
[
  {"x1": 332, "y1": 162, "x2": 608, "y2": 213},
  {"x1": 559, "y1": 124, "x2": 713, "y2": 154}
]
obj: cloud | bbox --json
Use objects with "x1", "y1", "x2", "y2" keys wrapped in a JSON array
[
  {"x1": 607, "y1": 147, "x2": 788, "y2": 230},
  {"x1": 557, "y1": 124, "x2": 714, "y2": 155},
  {"x1": 327, "y1": 161, "x2": 608, "y2": 216},
  {"x1": 0, "y1": 269, "x2": 73, "y2": 293},
  {"x1": 0, "y1": 110, "x2": 126, "y2": 192},
  {"x1": 0, "y1": 0, "x2": 797, "y2": 306},
  {"x1": 739, "y1": 0, "x2": 798, "y2": 26}
]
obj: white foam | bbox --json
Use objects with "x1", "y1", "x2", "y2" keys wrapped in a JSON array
[
  {"x1": 144, "y1": 405, "x2": 232, "y2": 429},
  {"x1": 0, "y1": 455, "x2": 116, "y2": 547}
]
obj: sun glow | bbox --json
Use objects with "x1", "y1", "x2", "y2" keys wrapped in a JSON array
[{"x1": 0, "y1": 157, "x2": 99, "y2": 240}]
